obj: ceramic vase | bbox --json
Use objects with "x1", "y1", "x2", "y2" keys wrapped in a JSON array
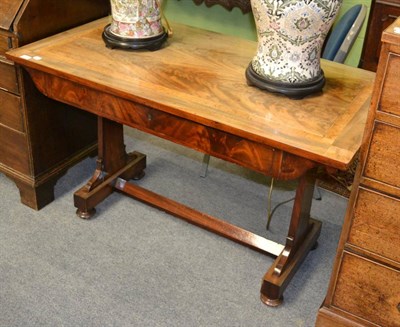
[
  {"x1": 103, "y1": 0, "x2": 167, "y2": 51},
  {"x1": 246, "y1": 0, "x2": 343, "y2": 98}
]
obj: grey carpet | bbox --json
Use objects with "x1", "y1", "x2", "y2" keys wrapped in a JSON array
[{"x1": 0, "y1": 127, "x2": 348, "y2": 327}]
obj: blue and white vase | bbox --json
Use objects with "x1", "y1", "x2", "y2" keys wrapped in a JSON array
[{"x1": 246, "y1": 0, "x2": 343, "y2": 98}]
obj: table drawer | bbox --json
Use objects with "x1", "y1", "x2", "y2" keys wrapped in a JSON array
[
  {"x1": 379, "y1": 52, "x2": 400, "y2": 117},
  {"x1": 0, "y1": 90, "x2": 24, "y2": 132},
  {"x1": 0, "y1": 59, "x2": 19, "y2": 94},
  {"x1": 0, "y1": 124, "x2": 30, "y2": 175},
  {"x1": 332, "y1": 253, "x2": 400, "y2": 327},
  {"x1": 364, "y1": 121, "x2": 400, "y2": 188},
  {"x1": 349, "y1": 187, "x2": 400, "y2": 262}
]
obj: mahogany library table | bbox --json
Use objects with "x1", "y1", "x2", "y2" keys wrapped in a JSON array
[{"x1": 6, "y1": 17, "x2": 375, "y2": 306}]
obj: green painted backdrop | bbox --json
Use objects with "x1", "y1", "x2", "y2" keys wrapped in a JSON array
[{"x1": 164, "y1": 0, "x2": 372, "y2": 67}]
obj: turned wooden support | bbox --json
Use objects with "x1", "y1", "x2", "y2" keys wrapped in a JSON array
[
  {"x1": 74, "y1": 118, "x2": 146, "y2": 218},
  {"x1": 260, "y1": 169, "x2": 321, "y2": 306}
]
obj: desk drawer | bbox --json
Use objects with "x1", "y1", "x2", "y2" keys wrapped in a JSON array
[
  {"x1": 364, "y1": 122, "x2": 400, "y2": 188},
  {"x1": 0, "y1": 59, "x2": 19, "y2": 94},
  {"x1": 0, "y1": 90, "x2": 24, "y2": 132},
  {"x1": 0, "y1": 35, "x2": 10, "y2": 56},
  {"x1": 379, "y1": 52, "x2": 400, "y2": 117},
  {"x1": 349, "y1": 187, "x2": 400, "y2": 262},
  {"x1": 0, "y1": 124, "x2": 30, "y2": 175},
  {"x1": 332, "y1": 253, "x2": 400, "y2": 327}
]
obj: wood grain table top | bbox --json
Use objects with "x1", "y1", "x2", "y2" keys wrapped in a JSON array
[{"x1": 7, "y1": 17, "x2": 375, "y2": 170}]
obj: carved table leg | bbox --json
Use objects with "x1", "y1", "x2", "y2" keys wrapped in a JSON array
[
  {"x1": 74, "y1": 117, "x2": 146, "y2": 218},
  {"x1": 260, "y1": 168, "x2": 321, "y2": 306}
]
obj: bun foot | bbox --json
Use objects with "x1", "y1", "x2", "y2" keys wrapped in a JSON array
[
  {"x1": 76, "y1": 208, "x2": 96, "y2": 219},
  {"x1": 260, "y1": 293, "x2": 283, "y2": 307},
  {"x1": 133, "y1": 171, "x2": 145, "y2": 180}
]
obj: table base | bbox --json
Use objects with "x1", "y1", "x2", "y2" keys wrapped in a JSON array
[{"x1": 73, "y1": 117, "x2": 321, "y2": 306}]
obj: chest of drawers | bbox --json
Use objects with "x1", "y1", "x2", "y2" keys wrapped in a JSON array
[
  {"x1": 0, "y1": 0, "x2": 109, "y2": 209},
  {"x1": 316, "y1": 18, "x2": 400, "y2": 327},
  {"x1": 361, "y1": 0, "x2": 400, "y2": 71}
]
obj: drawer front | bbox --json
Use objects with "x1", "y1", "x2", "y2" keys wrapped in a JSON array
[
  {"x1": 332, "y1": 253, "x2": 400, "y2": 327},
  {"x1": 349, "y1": 187, "x2": 400, "y2": 262},
  {"x1": 364, "y1": 122, "x2": 400, "y2": 188},
  {"x1": 0, "y1": 90, "x2": 24, "y2": 132},
  {"x1": 0, "y1": 60, "x2": 19, "y2": 94},
  {"x1": 0, "y1": 35, "x2": 10, "y2": 56},
  {"x1": 0, "y1": 125, "x2": 30, "y2": 175},
  {"x1": 379, "y1": 52, "x2": 400, "y2": 116}
]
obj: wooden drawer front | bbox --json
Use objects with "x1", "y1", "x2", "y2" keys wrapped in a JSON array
[
  {"x1": 332, "y1": 253, "x2": 400, "y2": 327},
  {"x1": 350, "y1": 187, "x2": 400, "y2": 262},
  {"x1": 379, "y1": 52, "x2": 400, "y2": 116},
  {"x1": 364, "y1": 122, "x2": 400, "y2": 188},
  {"x1": 0, "y1": 125, "x2": 30, "y2": 176},
  {"x1": 0, "y1": 90, "x2": 24, "y2": 132},
  {"x1": 0, "y1": 35, "x2": 10, "y2": 56},
  {"x1": 0, "y1": 60, "x2": 18, "y2": 94}
]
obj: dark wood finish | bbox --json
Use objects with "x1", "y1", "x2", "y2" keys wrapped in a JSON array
[
  {"x1": 0, "y1": 90, "x2": 23, "y2": 132},
  {"x1": 0, "y1": 59, "x2": 18, "y2": 93},
  {"x1": 115, "y1": 177, "x2": 284, "y2": 254},
  {"x1": 261, "y1": 168, "x2": 321, "y2": 306},
  {"x1": 316, "y1": 18, "x2": 400, "y2": 327},
  {"x1": 191, "y1": 0, "x2": 251, "y2": 13},
  {"x1": 8, "y1": 20, "x2": 374, "y2": 170},
  {"x1": 7, "y1": 18, "x2": 374, "y2": 306},
  {"x1": 0, "y1": 123, "x2": 30, "y2": 175},
  {"x1": 0, "y1": 0, "x2": 110, "y2": 209},
  {"x1": 360, "y1": 0, "x2": 400, "y2": 71}
]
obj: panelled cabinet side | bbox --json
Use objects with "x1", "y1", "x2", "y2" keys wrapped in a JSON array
[
  {"x1": 0, "y1": 0, "x2": 110, "y2": 209},
  {"x1": 316, "y1": 18, "x2": 400, "y2": 327}
]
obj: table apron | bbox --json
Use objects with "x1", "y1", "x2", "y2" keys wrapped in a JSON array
[{"x1": 27, "y1": 68, "x2": 316, "y2": 180}]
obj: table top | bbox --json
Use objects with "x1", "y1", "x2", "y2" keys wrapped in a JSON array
[{"x1": 7, "y1": 17, "x2": 375, "y2": 170}]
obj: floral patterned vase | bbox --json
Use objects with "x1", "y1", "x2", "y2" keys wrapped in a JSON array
[
  {"x1": 102, "y1": 0, "x2": 167, "y2": 51},
  {"x1": 246, "y1": 0, "x2": 343, "y2": 98}
]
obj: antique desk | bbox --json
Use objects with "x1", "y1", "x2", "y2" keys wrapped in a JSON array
[
  {"x1": 7, "y1": 17, "x2": 375, "y2": 306},
  {"x1": 0, "y1": 0, "x2": 109, "y2": 209}
]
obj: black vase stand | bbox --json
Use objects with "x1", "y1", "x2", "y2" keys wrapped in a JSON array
[
  {"x1": 245, "y1": 63, "x2": 325, "y2": 99},
  {"x1": 102, "y1": 24, "x2": 168, "y2": 51}
]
